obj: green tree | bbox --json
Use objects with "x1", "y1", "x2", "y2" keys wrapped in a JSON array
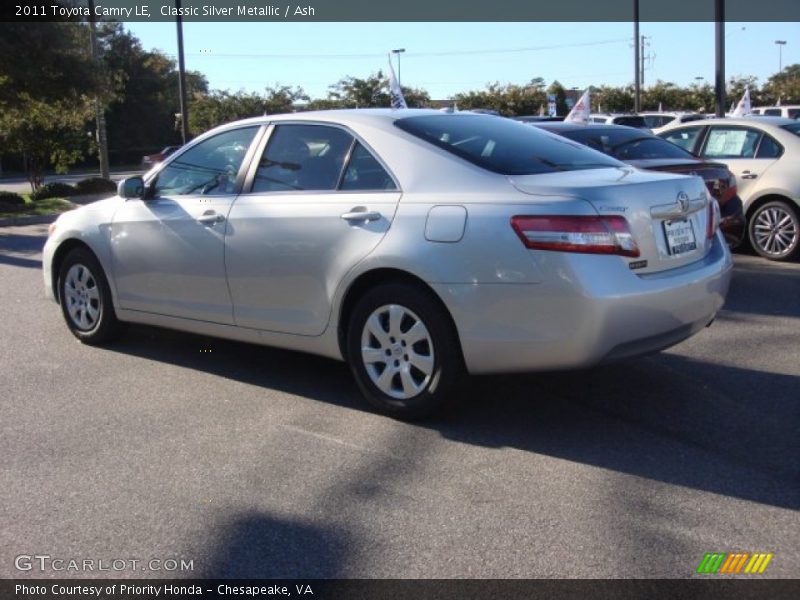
[
  {"x1": 592, "y1": 85, "x2": 634, "y2": 113},
  {"x1": 98, "y1": 23, "x2": 207, "y2": 161},
  {"x1": 763, "y1": 64, "x2": 800, "y2": 105},
  {"x1": 453, "y1": 78, "x2": 546, "y2": 116},
  {"x1": 0, "y1": 22, "x2": 103, "y2": 189}
]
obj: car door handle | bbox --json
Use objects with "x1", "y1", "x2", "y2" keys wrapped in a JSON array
[
  {"x1": 741, "y1": 171, "x2": 758, "y2": 180},
  {"x1": 340, "y1": 209, "x2": 382, "y2": 223},
  {"x1": 197, "y1": 211, "x2": 225, "y2": 225}
]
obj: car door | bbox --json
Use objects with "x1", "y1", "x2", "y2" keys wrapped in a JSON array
[
  {"x1": 110, "y1": 125, "x2": 262, "y2": 323},
  {"x1": 225, "y1": 122, "x2": 401, "y2": 335},
  {"x1": 698, "y1": 125, "x2": 782, "y2": 202}
]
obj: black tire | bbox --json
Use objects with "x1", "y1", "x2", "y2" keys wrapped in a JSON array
[
  {"x1": 747, "y1": 200, "x2": 800, "y2": 261},
  {"x1": 58, "y1": 247, "x2": 123, "y2": 344},
  {"x1": 346, "y1": 283, "x2": 465, "y2": 420}
]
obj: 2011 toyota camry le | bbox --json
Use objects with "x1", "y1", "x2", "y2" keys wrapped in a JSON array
[{"x1": 43, "y1": 109, "x2": 733, "y2": 418}]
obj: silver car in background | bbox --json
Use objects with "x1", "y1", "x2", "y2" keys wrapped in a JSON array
[{"x1": 43, "y1": 110, "x2": 732, "y2": 418}]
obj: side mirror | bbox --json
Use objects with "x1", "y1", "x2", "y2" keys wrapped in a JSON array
[{"x1": 118, "y1": 176, "x2": 145, "y2": 199}]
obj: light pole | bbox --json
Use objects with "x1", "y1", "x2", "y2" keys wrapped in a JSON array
[
  {"x1": 775, "y1": 40, "x2": 787, "y2": 73},
  {"x1": 391, "y1": 48, "x2": 406, "y2": 87},
  {"x1": 175, "y1": 0, "x2": 189, "y2": 145},
  {"x1": 633, "y1": 0, "x2": 640, "y2": 112}
]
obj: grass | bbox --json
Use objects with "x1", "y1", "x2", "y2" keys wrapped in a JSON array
[{"x1": 0, "y1": 194, "x2": 75, "y2": 219}]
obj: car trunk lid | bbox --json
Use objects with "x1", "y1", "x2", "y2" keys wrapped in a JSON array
[{"x1": 508, "y1": 166, "x2": 714, "y2": 274}]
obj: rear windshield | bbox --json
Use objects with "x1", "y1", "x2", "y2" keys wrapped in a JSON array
[
  {"x1": 612, "y1": 116, "x2": 648, "y2": 128},
  {"x1": 559, "y1": 128, "x2": 694, "y2": 160},
  {"x1": 781, "y1": 122, "x2": 800, "y2": 137},
  {"x1": 394, "y1": 115, "x2": 621, "y2": 175}
]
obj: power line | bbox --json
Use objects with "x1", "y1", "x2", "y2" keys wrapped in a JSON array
[{"x1": 170, "y1": 38, "x2": 631, "y2": 60}]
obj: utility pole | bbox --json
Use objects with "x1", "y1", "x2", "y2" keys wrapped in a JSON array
[
  {"x1": 715, "y1": 0, "x2": 726, "y2": 117},
  {"x1": 175, "y1": 0, "x2": 189, "y2": 144},
  {"x1": 640, "y1": 36, "x2": 653, "y2": 87},
  {"x1": 87, "y1": 0, "x2": 110, "y2": 179},
  {"x1": 633, "y1": 0, "x2": 640, "y2": 112}
]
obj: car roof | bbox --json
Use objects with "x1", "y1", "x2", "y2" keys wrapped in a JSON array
[
  {"x1": 534, "y1": 122, "x2": 645, "y2": 133},
  {"x1": 663, "y1": 115, "x2": 797, "y2": 128}
]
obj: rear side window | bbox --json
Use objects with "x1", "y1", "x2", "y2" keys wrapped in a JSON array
[
  {"x1": 340, "y1": 142, "x2": 397, "y2": 191},
  {"x1": 756, "y1": 135, "x2": 783, "y2": 159},
  {"x1": 253, "y1": 124, "x2": 353, "y2": 192},
  {"x1": 763, "y1": 109, "x2": 781, "y2": 116},
  {"x1": 660, "y1": 126, "x2": 705, "y2": 153},
  {"x1": 643, "y1": 115, "x2": 673, "y2": 128},
  {"x1": 788, "y1": 109, "x2": 800, "y2": 120},
  {"x1": 394, "y1": 115, "x2": 621, "y2": 175}
]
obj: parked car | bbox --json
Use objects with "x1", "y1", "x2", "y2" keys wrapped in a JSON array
[
  {"x1": 590, "y1": 114, "x2": 649, "y2": 129},
  {"x1": 639, "y1": 112, "x2": 707, "y2": 133},
  {"x1": 533, "y1": 122, "x2": 745, "y2": 246},
  {"x1": 141, "y1": 145, "x2": 180, "y2": 168},
  {"x1": 751, "y1": 106, "x2": 800, "y2": 120},
  {"x1": 514, "y1": 115, "x2": 565, "y2": 123},
  {"x1": 43, "y1": 110, "x2": 731, "y2": 418},
  {"x1": 659, "y1": 117, "x2": 800, "y2": 260}
]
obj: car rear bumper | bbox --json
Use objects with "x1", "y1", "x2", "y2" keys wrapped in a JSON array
[{"x1": 433, "y1": 234, "x2": 733, "y2": 375}]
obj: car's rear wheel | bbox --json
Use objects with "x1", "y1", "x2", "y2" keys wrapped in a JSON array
[
  {"x1": 58, "y1": 248, "x2": 123, "y2": 344},
  {"x1": 346, "y1": 283, "x2": 464, "y2": 419},
  {"x1": 748, "y1": 200, "x2": 800, "y2": 261}
]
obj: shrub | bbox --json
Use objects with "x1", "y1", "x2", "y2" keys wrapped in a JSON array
[
  {"x1": 74, "y1": 177, "x2": 117, "y2": 195},
  {"x1": 0, "y1": 191, "x2": 26, "y2": 206},
  {"x1": 30, "y1": 182, "x2": 76, "y2": 201}
]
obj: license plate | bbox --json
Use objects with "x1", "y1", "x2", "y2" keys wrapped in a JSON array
[{"x1": 663, "y1": 218, "x2": 697, "y2": 256}]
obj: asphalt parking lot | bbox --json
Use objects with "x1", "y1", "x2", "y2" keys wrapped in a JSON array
[{"x1": 0, "y1": 223, "x2": 797, "y2": 579}]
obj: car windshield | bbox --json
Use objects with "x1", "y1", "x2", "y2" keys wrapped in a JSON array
[
  {"x1": 558, "y1": 128, "x2": 694, "y2": 160},
  {"x1": 394, "y1": 115, "x2": 621, "y2": 175},
  {"x1": 613, "y1": 116, "x2": 648, "y2": 128},
  {"x1": 781, "y1": 122, "x2": 800, "y2": 137}
]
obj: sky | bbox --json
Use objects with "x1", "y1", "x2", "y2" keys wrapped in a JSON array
[{"x1": 123, "y1": 21, "x2": 799, "y2": 100}]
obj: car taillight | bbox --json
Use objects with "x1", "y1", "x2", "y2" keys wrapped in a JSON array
[
  {"x1": 720, "y1": 171, "x2": 738, "y2": 204},
  {"x1": 706, "y1": 199, "x2": 721, "y2": 240},
  {"x1": 510, "y1": 215, "x2": 640, "y2": 257}
]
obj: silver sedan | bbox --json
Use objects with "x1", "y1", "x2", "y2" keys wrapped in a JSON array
[{"x1": 43, "y1": 110, "x2": 732, "y2": 418}]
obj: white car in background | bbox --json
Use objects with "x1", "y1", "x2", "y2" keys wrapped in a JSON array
[
  {"x1": 659, "y1": 116, "x2": 800, "y2": 260},
  {"x1": 589, "y1": 114, "x2": 649, "y2": 129},
  {"x1": 751, "y1": 106, "x2": 800, "y2": 120},
  {"x1": 640, "y1": 112, "x2": 707, "y2": 134}
]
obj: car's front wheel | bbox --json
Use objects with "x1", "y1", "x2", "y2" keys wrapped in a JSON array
[
  {"x1": 58, "y1": 247, "x2": 123, "y2": 344},
  {"x1": 748, "y1": 200, "x2": 800, "y2": 261},
  {"x1": 346, "y1": 283, "x2": 464, "y2": 419}
]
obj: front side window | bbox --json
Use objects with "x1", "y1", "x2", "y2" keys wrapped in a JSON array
[
  {"x1": 394, "y1": 115, "x2": 621, "y2": 175},
  {"x1": 660, "y1": 125, "x2": 705, "y2": 153},
  {"x1": 763, "y1": 109, "x2": 781, "y2": 116},
  {"x1": 153, "y1": 127, "x2": 258, "y2": 196},
  {"x1": 253, "y1": 124, "x2": 353, "y2": 192},
  {"x1": 703, "y1": 127, "x2": 761, "y2": 159}
]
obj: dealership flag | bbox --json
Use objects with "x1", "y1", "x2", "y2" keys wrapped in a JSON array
[
  {"x1": 658, "y1": 102, "x2": 663, "y2": 112},
  {"x1": 565, "y1": 89, "x2": 591, "y2": 123},
  {"x1": 732, "y1": 87, "x2": 752, "y2": 117},
  {"x1": 387, "y1": 55, "x2": 407, "y2": 109}
]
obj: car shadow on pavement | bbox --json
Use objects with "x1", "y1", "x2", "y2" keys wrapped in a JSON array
[
  {"x1": 723, "y1": 258, "x2": 800, "y2": 319},
  {"x1": 107, "y1": 325, "x2": 799, "y2": 512},
  {"x1": 200, "y1": 512, "x2": 350, "y2": 578},
  {"x1": 0, "y1": 230, "x2": 46, "y2": 270}
]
